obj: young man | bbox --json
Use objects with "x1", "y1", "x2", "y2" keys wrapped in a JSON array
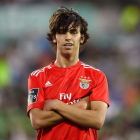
[{"x1": 27, "y1": 6, "x2": 110, "y2": 140}]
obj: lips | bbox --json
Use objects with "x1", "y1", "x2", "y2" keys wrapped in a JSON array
[
  {"x1": 63, "y1": 43, "x2": 73, "y2": 49},
  {"x1": 64, "y1": 43, "x2": 73, "y2": 46}
]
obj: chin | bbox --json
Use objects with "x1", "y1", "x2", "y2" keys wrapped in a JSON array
[
  {"x1": 62, "y1": 52, "x2": 73, "y2": 57},
  {"x1": 63, "y1": 50, "x2": 73, "y2": 54}
]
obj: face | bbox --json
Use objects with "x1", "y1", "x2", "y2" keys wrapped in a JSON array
[{"x1": 53, "y1": 23, "x2": 85, "y2": 57}]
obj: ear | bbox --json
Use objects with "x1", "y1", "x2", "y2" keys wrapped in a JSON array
[
  {"x1": 52, "y1": 35, "x2": 57, "y2": 43},
  {"x1": 80, "y1": 35, "x2": 85, "y2": 43}
]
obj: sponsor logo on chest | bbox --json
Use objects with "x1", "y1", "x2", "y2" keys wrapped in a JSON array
[{"x1": 79, "y1": 76, "x2": 91, "y2": 89}]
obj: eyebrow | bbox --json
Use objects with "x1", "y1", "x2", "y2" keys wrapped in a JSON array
[
  {"x1": 58, "y1": 26, "x2": 80, "y2": 33},
  {"x1": 68, "y1": 27, "x2": 79, "y2": 31}
]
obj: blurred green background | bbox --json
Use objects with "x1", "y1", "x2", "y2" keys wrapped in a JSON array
[{"x1": 0, "y1": 0, "x2": 140, "y2": 140}]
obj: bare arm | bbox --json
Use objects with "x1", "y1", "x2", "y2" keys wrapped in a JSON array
[
  {"x1": 50, "y1": 100, "x2": 108, "y2": 130},
  {"x1": 29, "y1": 98, "x2": 89, "y2": 130},
  {"x1": 30, "y1": 108, "x2": 63, "y2": 130}
]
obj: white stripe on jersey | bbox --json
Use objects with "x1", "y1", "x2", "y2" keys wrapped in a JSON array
[
  {"x1": 31, "y1": 65, "x2": 52, "y2": 77},
  {"x1": 81, "y1": 63, "x2": 100, "y2": 71},
  {"x1": 46, "y1": 65, "x2": 52, "y2": 69},
  {"x1": 31, "y1": 67, "x2": 45, "y2": 77}
]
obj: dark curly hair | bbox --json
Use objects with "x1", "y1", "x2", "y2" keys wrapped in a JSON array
[{"x1": 46, "y1": 6, "x2": 90, "y2": 52}]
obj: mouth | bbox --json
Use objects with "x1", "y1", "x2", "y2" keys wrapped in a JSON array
[{"x1": 63, "y1": 43, "x2": 73, "y2": 49}]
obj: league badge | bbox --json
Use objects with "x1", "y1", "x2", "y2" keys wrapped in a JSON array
[
  {"x1": 79, "y1": 77, "x2": 91, "y2": 89},
  {"x1": 28, "y1": 88, "x2": 39, "y2": 105}
]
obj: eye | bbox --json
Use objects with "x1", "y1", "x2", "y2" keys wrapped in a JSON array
[{"x1": 70, "y1": 29, "x2": 78, "y2": 34}]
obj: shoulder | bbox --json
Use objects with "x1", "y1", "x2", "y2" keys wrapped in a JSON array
[
  {"x1": 80, "y1": 62, "x2": 100, "y2": 73},
  {"x1": 80, "y1": 62, "x2": 106, "y2": 79},
  {"x1": 29, "y1": 64, "x2": 52, "y2": 79}
]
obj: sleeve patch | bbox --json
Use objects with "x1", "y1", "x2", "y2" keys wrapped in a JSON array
[{"x1": 28, "y1": 88, "x2": 39, "y2": 105}]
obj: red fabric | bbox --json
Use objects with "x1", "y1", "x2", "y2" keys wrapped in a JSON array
[{"x1": 27, "y1": 61, "x2": 110, "y2": 140}]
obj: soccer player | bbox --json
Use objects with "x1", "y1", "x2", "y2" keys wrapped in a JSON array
[{"x1": 27, "y1": 6, "x2": 110, "y2": 140}]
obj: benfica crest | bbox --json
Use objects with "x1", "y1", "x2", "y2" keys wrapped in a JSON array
[{"x1": 79, "y1": 77, "x2": 91, "y2": 89}]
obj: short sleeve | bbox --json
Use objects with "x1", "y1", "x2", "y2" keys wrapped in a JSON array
[
  {"x1": 90, "y1": 71, "x2": 110, "y2": 107},
  {"x1": 27, "y1": 74, "x2": 45, "y2": 117}
]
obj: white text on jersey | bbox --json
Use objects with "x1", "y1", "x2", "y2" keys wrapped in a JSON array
[{"x1": 60, "y1": 93, "x2": 72, "y2": 101}]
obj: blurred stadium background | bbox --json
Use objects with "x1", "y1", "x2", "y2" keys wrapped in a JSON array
[{"x1": 0, "y1": 0, "x2": 140, "y2": 140}]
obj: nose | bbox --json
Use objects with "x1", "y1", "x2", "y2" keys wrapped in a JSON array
[{"x1": 65, "y1": 32, "x2": 71, "y2": 42}]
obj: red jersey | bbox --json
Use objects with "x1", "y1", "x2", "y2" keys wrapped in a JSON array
[{"x1": 27, "y1": 61, "x2": 110, "y2": 140}]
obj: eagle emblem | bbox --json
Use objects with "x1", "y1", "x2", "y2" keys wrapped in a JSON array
[{"x1": 79, "y1": 77, "x2": 91, "y2": 89}]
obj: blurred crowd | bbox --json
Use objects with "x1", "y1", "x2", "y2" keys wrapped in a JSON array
[
  {"x1": 0, "y1": 0, "x2": 139, "y2": 5},
  {"x1": 0, "y1": 1, "x2": 140, "y2": 140}
]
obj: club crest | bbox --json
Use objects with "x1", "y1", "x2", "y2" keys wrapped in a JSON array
[{"x1": 79, "y1": 77, "x2": 91, "y2": 89}]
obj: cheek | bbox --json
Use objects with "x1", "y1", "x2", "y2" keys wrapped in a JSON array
[
  {"x1": 56, "y1": 35, "x2": 64, "y2": 43},
  {"x1": 74, "y1": 36, "x2": 81, "y2": 43},
  {"x1": 55, "y1": 37, "x2": 60, "y2": 45},
  {"x1": 72, "y1": 33, "x2": 80, "y2": 40}
]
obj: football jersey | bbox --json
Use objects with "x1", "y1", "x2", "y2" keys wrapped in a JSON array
[{"x1": 27, "y1": 60, "x2": 110, "y2": 140}]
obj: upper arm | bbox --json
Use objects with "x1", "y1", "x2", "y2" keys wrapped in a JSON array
[
  {"x1": 91, "y1": 101, "x2": 108, "y2": 128},
  {"x1": 27, "y1": 74, "x2": 45, "y2": 117},
  {"x1": 29, "y1": 108, "x2": 43, "y2": 129},
  {"x1": 90, "y1": 71, "x2": 110, "y2": 107},
  {"x1": 29, "y1": 108, "x2": 42, "y2": 120},
  {"x1": 91, "y1": 101, "x2": 108, "y2": 111}
]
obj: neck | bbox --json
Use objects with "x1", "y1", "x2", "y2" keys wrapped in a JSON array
[{"x1": 54, "y1": 53, "x2": 79, "y2": 68}]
